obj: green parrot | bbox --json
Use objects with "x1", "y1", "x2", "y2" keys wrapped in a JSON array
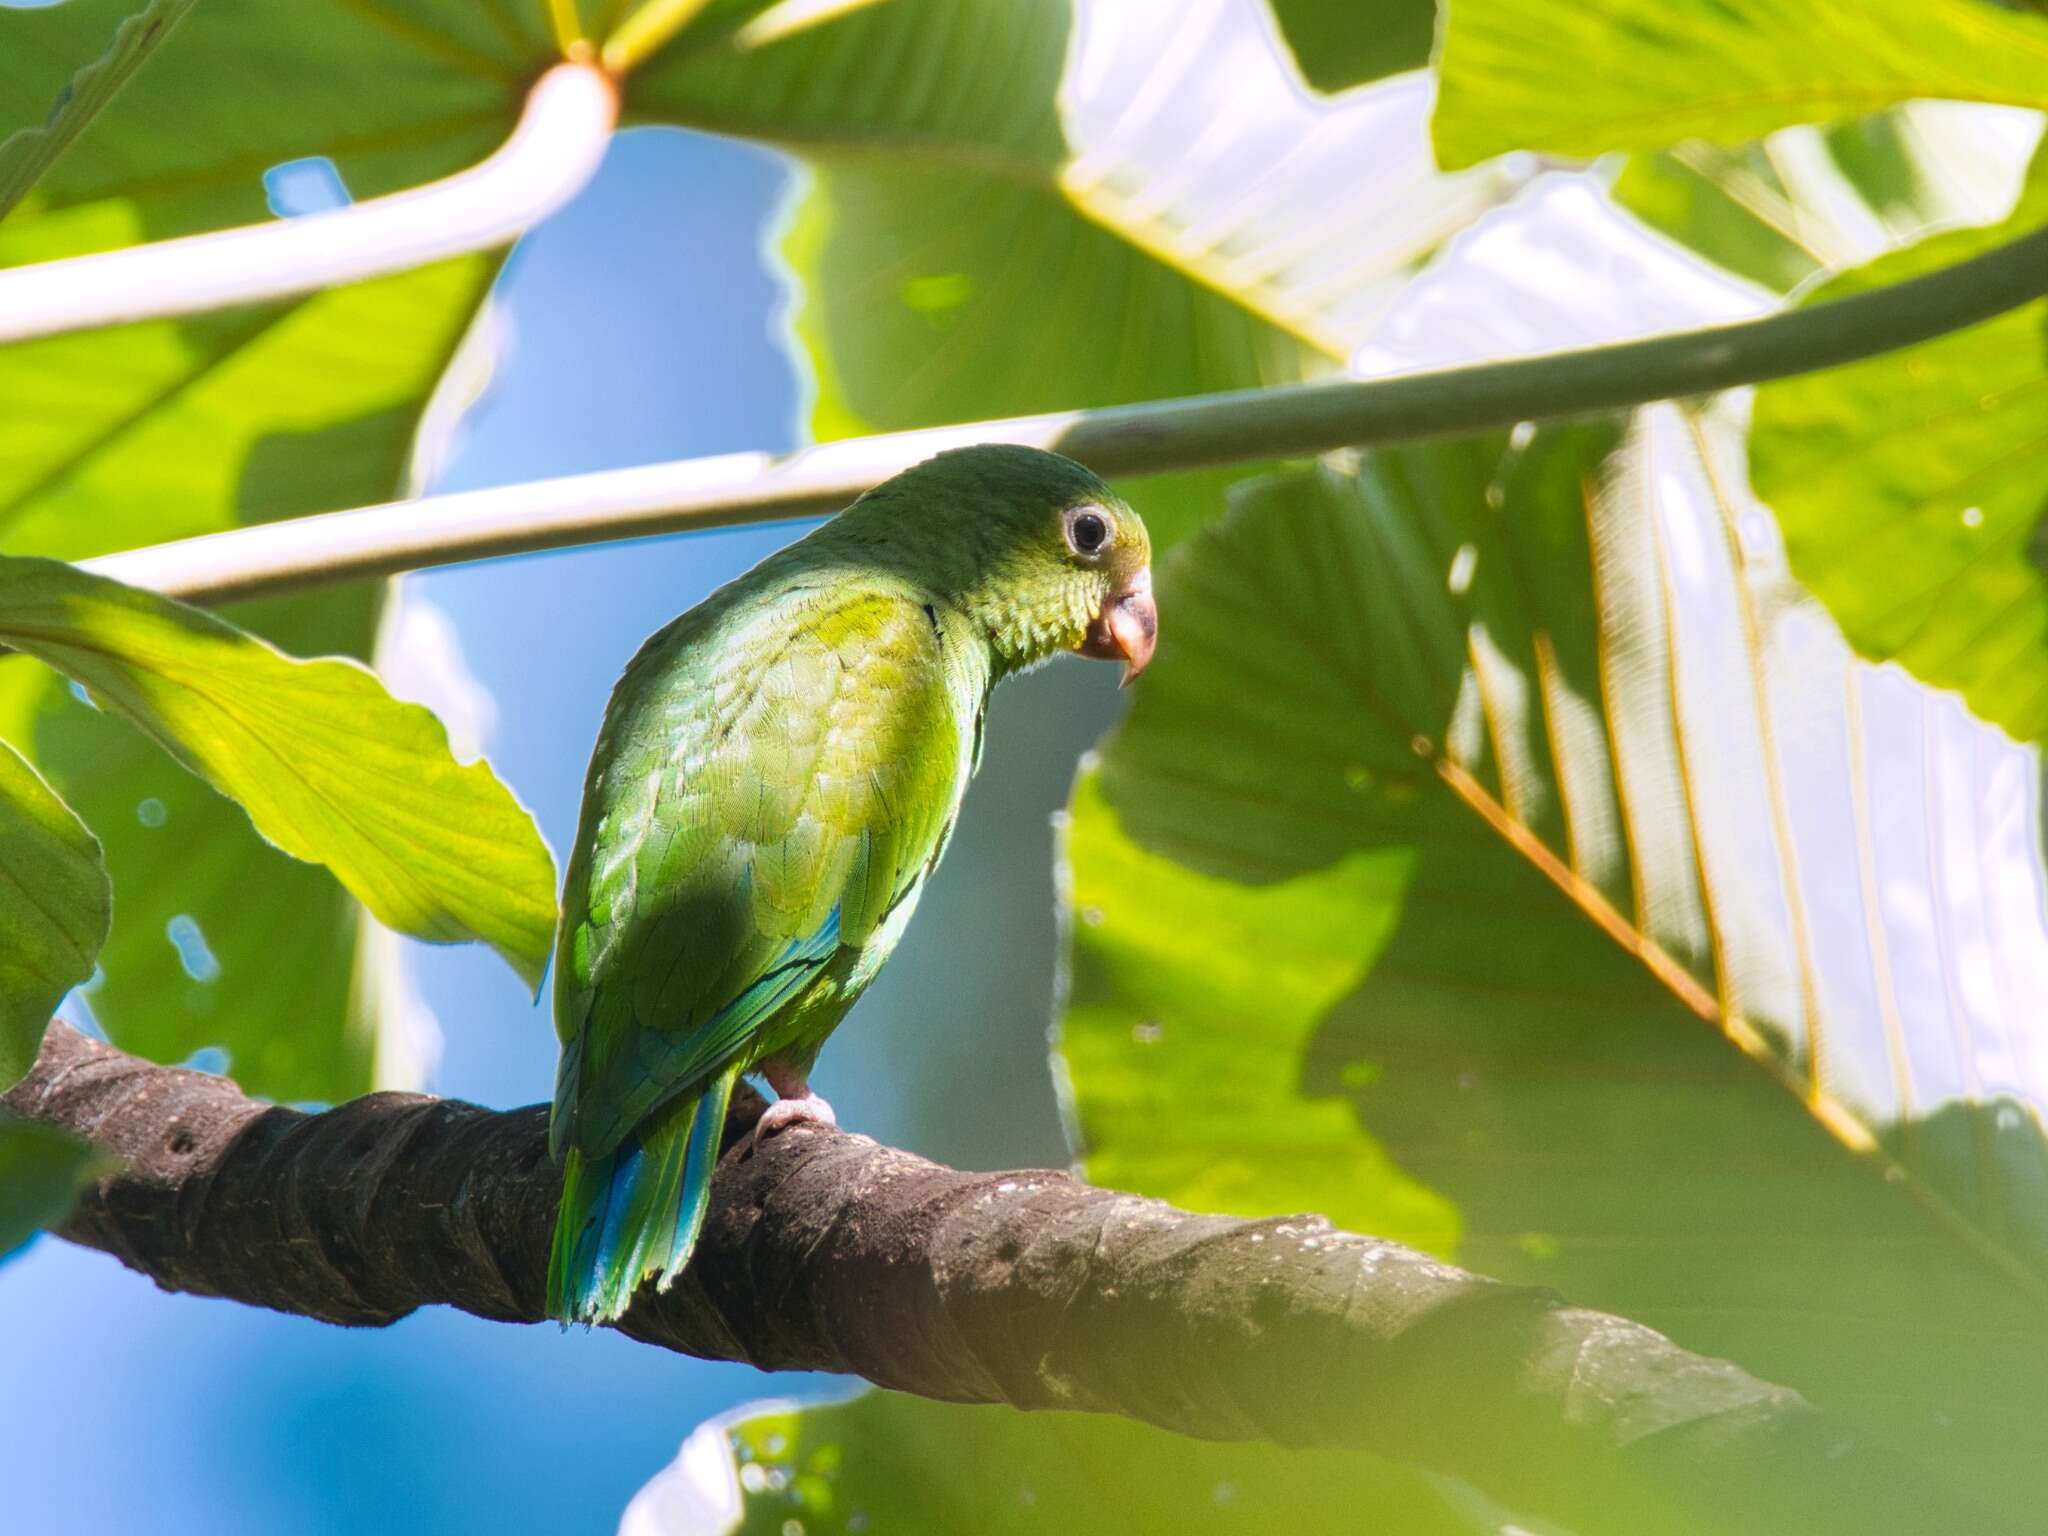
[{"x1": 545, "y1": 444, "x2": 1156, "y2": 1323}]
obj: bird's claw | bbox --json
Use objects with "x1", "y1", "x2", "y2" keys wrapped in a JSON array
[{"x1": 744, "y1": 1092, "x2": 837, "y2": 1156}]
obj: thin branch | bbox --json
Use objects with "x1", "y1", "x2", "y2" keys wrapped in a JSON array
[
  {"x1": 0, "y1": 63, "x2": 617, "y2": 346},
  {"x1": 4, "y1": 1021, "x2": 2006, "y2": 1536},
  {"x1": 81, "y1": 219, "x2": 2048, "y2": 608}
]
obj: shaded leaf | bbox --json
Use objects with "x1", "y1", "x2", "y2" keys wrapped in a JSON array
[
  {"x1": 1750, "y1": 147, "x2": 2048, "y2": 742},
  {"x1": 0, "y1": 737, "x2": 108, "y2": 1086},
  {"x1": 1060, "y1": 406, "x2": 2048, "y2": 1516},
  {"x1": 0, "y1": 0, "x2": 195, "y2": 221},
  {"x1": 625, "y1": 1394, "x2": 1471, "y2": 1536},
  {"x1": 1267, "y1": 0, "x2": 1437, "y2": 94},
  {"x1": 0, "y1": 558, "x2": 555, "y2": 991},
  {"x1": 0, "y1": 1116, "x2": 109, "y2": 1261},
  {"x1": 1433, "y1": 0, "x2": 2048, "y2": 169}
]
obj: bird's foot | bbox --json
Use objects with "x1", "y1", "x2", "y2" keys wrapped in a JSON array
[{"x1": 745, "y1": 1091, "x2": 836, "y2": 1155}]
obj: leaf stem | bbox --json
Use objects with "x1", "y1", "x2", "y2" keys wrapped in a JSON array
[
  {"x1": 0, "y1": 63, "x2": 616, "y2": 345},
  {"x1": 600, "y1": 0, "x2": 715, "y2": 72},
  {"x1": 546, "y1": 0, "x2": 589, "y2": 56},
  {"x1": 85, "y1": 220, "x2": 2048, "y2": 607}
]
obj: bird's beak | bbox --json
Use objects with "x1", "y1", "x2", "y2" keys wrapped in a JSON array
[{"x1": 1078, "y1": 567, "x2": 1157, "y2": 686}]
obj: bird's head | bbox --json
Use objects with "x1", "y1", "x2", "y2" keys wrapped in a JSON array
[{"x1": 844, "y1": 444, "x2": 1157, "y2": 683}]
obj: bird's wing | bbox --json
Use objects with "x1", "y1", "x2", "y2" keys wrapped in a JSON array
[{"x1": 552, "y1": 584, "x2": 973, "y2": 1160}]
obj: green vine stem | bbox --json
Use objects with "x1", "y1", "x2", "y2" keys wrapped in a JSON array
[{"x1": 88, "y1": 222, "x2": 2048, "y2": 607}]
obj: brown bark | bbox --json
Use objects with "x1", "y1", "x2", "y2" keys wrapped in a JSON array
[{"x1": 3, "y1": 1021, "x2": 2000, "y2": 1536}]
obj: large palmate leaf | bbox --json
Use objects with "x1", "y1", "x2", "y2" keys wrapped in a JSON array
[
  {"x1": 1750, "y1": 147, "x2": 2048, "y2": 744},
  {"x1": 625, "y1": 1395, "x2": 1472, "y2": 1536},
  {"x1": 0, "y1": 557, "x2": 555, "y2": 992},
  {"x1": 640, "y1": 0, "x2": 1528, "y2": 549},
  {"x1": 1433, "y1": 0, "x2": 2048, "y2": 169},
  {"x1": 1061, "y1": 179, "x2": 2048, "y2": 1516},
  {"x1": 0, "y1": 738, "x2": 108, "y2": 1085},
  {"x1": 1060, "y1": 411, "x2": 2048, "y2": 1517},
  {"x1": 0, "y1": 0, "x2": 195, "y2": 220}
]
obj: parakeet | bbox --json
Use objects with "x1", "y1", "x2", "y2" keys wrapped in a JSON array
[{"x1": 545, "y1": 444, "x2": 1156, "y2": 1324}]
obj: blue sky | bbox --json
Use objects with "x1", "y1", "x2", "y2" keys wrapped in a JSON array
[{"x1": 1, "y1": 127, "x2": 1122, "y2": 1536}]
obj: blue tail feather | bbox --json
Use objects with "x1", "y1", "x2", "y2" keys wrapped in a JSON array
[{"x1": 546, "y1": 1063, "x2": 742, "y2": 1324}]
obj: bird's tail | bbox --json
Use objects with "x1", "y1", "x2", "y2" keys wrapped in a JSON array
[{"x1": 545, "y1": 1064, "x2": 740, "y2": 1325}]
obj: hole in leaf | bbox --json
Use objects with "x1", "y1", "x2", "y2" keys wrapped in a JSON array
[
  {"x1": 262, "y1": 156, "x2": 352, "y2": 219},
  {"x1": 165, "y1": 916, "x2": 221, "y2": 984},
  {"x1": 177, "y1": 1044, "x2": 230, "y2": 1075}
]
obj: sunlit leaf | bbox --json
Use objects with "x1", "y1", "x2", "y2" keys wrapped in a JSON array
[
  {"x1": 0, "y1": 737, "x2": 108, "y2": 1086},
  {"x1": 0, "y1": 1117, "x2": 109, "y2": 1262},
  {"x1": 1434, "y1": 0, "x2": 2048, "y2": 169},
  {"x1": 1060, "y1": 403, "x2": 2048, "y2": 1516},
  {"x1": 0, "y1": 254, "x2": 497, "y2": 558},
  {"x1": 624, "y1": 1394, "x2": 1471, "y2": 1536},
  {"x1": 0, "y1": 558, "x2": 556, "y2": 992},
  {"x1": 1750, "y1": 146, "x2": 2048, "y2": 743},
  {"x1": 0, "y1": 0, "x2": 196, "y2": 221},
  {"x1": 1614, "y1": 103, "x2": 2044, "y2": 295},
  {"x1": 14, "y1": 591, "x2": 361, "y2": 1100}
]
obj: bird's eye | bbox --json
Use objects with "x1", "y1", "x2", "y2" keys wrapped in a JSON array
[{"x1": 1067, "y1": 508, "x2": 1110, "y2": 556}]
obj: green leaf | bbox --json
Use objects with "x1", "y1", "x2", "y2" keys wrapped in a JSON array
[
  {"x1": 639, "y1": 0, "x2": 1525, "y2": 549},
  {"x1": 1614, "y1": 104, "x2": 2045, "y2": 296},
  {"x1": 0, "y1": 0, "x2": 508, "y2": 1093},
  {"x1": 0, "y1": 250, "x2": 499, "y2": 1099},
  {"x1": 18, "y1": 590, "x2": 372, "y2": 1101},
  {"x1": 0, "y1": 1116, "x2": 109, "y2": 1261},
  {"x1": 0, "y1": 0, "x2": 542, "y2": 245},
  {"x1": 1060, "y1": 411, "x2": 2048, "y2": 1516},
  {"x1": 629, "y1": 1394, "x2": 1472, "y2": 1536},
  {"x1": 0, "y1": 0, "x2": 535, "y2": 1095},
  {"x1": 1750, "y1": 146, "x2": 2048, "y2": 743},
  {"x1": 0, "y1": 0, "x2": 196, "y2": 221},
  {"x1": 0, "y1": 251, "x2": 499, "y2": 558},
  {"x1": 0, "y1": 736, "x2": 109, "y2": 1087},
  {"x1": 0, "y1": 558, "x2": 556, "y2": 992},
  {"x1": 1433, "y1": 0, "x2": 2048, "y2": 169},
  {"x1": 1267, "y1": 0, "x2": 1437, "y2": 95}
]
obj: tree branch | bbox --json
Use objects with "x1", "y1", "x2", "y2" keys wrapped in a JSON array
[
  {"x1": 4, "y1": 1021, "x2": 2002, "y2": 1536},
  {"x1": 82, "y1": 219, "x2": 2048, "y2": 609}
]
